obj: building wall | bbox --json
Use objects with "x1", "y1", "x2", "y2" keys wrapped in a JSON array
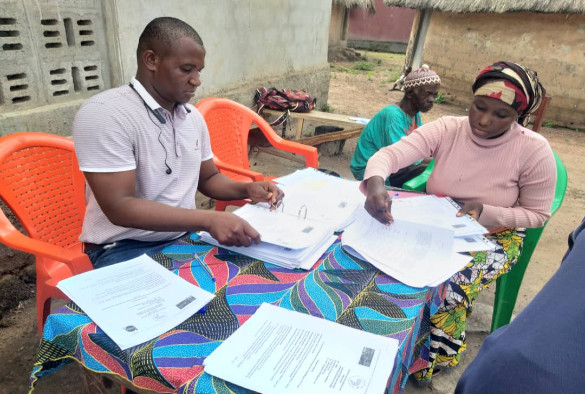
[
  {"x1": 0, "y1": 0, "x2": 331, "y2": 136},
  {"x1": 329, "y1": 3, "x2": 347, "y2": 48},
  {"x1": 423, "y1": 12, "x2": 585, "y2": 128},
  {"x1": 347, "y1": 0, "x2": 415, "y2": 53}
]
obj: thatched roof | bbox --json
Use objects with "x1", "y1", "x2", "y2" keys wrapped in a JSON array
[
  {"x1": 382, "y1": 0, "x2": 585, "y2": 14},
  {"x1": 334, "y1": 0, "x2": 376, "y2": 10}
]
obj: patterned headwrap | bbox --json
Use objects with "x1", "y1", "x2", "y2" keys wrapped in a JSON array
[
  {"x1": 404, "y1": 64, "x2": 441, "y2": 90},
  {"x1": 472, "y1": 61, "x2": 544, "y2": 125}
]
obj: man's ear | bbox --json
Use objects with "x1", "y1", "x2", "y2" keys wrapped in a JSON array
[{"x1": 142, "y1": 49, "x2": 158, "y2": 72}]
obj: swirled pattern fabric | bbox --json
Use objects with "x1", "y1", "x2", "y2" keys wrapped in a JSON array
[{"x1": 30, "y1": 234, "x2": 446, "y2": 393}]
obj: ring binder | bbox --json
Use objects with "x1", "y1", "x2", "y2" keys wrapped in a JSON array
[{"x1": 297, "y1": 204, "x2": 308, "y2": 219}]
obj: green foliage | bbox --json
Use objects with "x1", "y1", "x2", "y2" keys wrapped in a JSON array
[
  {"x1": 375, "y1": 58, "x2": 382, "y2": 65},
  {"x1": 543, "y1": 120, "x2": 556, "y2": 128},
  {"x1": 361, "y1": 52, "x2": 368, "y2": 61},
  {"x1": 434, "y1": 92, "x2": 446, "y2": 104},
  {"x1": 367, "y1": 71, "x2": 374, "y2": 81},
  {"x1": 320, "y1": 104, "x2": 334, "y2": 113},
  {"x1": 386, "y1": 70, "x2": 401, "y2": 82},
  {"x1": 353, "y1": 61, "x2": 375, "y2": 71},
  {"x1": 331, "y1": 72, "x2": 337, "y2": 79}
]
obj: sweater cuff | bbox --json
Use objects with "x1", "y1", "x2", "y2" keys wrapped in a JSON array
[{"x1": 478, "y1": 204, "x2": 506, "y2": 228}]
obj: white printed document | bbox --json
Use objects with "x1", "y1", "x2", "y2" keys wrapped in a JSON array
[
  {"x1": 342, "y1": 206, "x2": 473, "y2": 288},
  {"x1": 57, "y1": 254, "x2": 215, "y2": 350},
  {"x1": 391, "y1": 195, "x2": 488, "y2": 237},
  {"x1": 204, "y1": 303, "x2": 399, "y2": 394}
]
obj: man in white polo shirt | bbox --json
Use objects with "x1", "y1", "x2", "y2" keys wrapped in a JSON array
[{"x1": 73, "y1": 17, "x2": 283, "y2": 268}]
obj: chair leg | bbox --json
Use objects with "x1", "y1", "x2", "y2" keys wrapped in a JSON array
[
  {"x1": 491, "y1": 226, "x2": 545, "y2": 332},
  {"x1": 37, "y1": 293, "x2": 51, "y2": 337}
]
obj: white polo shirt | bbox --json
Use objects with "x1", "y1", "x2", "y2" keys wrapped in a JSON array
[{"x1": 73, "y1": 78, "x2": 213, "y2": 244}]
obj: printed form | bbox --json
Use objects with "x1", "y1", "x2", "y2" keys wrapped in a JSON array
[
  {"x1": 204, "y1": 303, "x2": 398, "y2": 394},
  {"x1": 57, "y1": 254, "x2": 215, "y2": 350},
  {"x1": 342, "y1": 206, "x2": 473, "y2": 288}
]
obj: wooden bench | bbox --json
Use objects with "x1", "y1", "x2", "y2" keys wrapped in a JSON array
[{"x1": 262, "y1": 109, "x2": 367, "y2": 146}]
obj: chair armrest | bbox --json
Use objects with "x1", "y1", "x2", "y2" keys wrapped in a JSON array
[
  {"x1": 270, "y1": 138, "x2": 319, "y2": 169},
  {"x1": 0, "y1": 213, "x2": 93, "y2": 274},
  {"x1": 253, "y1": 116, "x2": 319, "y2": 169},
  {"x1": 213, "y1": 157, "x2": 264, "y2": 181},
  {"x1": 402, "y1": 158, "x2": 435, "y2": 192}
]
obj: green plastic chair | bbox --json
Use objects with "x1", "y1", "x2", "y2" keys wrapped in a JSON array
[{"x1": 403, "y1": 152, "x2": 568, "y2": 332}]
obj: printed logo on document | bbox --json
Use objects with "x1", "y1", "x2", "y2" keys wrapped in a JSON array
[{"x1": 348, "y1": 375, "x2": 365, "y2": 389}]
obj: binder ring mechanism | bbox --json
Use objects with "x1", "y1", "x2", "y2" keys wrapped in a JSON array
[{"x1": 297, "y1": 204, "x2": 308, "y2": 219}]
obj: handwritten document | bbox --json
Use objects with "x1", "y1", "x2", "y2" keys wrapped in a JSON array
[
  {"x1": 57, "y1": 254, "x2": 215, "y2": 350},
  {"x1": 204, "y1": 303, "x2": 398, "y2": 394}
]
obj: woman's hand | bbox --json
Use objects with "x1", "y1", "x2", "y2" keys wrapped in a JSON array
[
  {"x1": 457, "y1": 202, "x2": 484, "y2": 220},
  {"x1": 245, "y1": 181, "x2": 284, "y2": 209},
  {"x1": 364, "y1": 176, "x2": 394, "y2": 225}
]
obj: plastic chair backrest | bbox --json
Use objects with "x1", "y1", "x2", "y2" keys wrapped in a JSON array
[
  {"x1": 196, "y1": 97, "x2": 318, "y2": 188},
  {"x1": 0, "y1": 133, "x2": 86, "y2": 248},
  {"x1": 196, "y1": 98, "x2": 253, "y2": 173}
]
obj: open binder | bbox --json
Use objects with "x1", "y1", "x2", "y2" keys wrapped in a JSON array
[
  {"x1": 272, "y1": 168, "x2": 364, "y2": 231},
  {"x1": 199, "y1": 202, "x2": 338, "y2": 270}
]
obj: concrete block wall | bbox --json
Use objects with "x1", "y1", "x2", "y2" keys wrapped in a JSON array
[
  {"x1": 0, "y1": 0, "x2": 111, "y2": 135},
  {"x1": 423, "y1": 12, "x2": 585, "y2": 129},
  {"x1": 1, "y1": 0, "x2": 332, "y2": 137}
]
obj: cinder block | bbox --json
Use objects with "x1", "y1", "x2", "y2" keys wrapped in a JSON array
[{"x1": 0, "y1": 63, "x2": 38, "y2": 107}]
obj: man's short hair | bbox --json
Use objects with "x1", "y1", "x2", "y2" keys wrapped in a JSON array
[{"x1": 137, "y1": 17, "x2": 203, "y2": 59}]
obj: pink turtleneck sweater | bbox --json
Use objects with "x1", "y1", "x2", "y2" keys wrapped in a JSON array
[{"x1": 363, "y1": 116, "x2": 557, "y2": 229}]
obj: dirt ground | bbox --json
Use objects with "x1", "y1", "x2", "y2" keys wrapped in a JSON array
[{"x1": 1, "y1": 51, "x2": 584, "y2": 393}]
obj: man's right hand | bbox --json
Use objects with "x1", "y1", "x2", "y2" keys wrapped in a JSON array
[
  {"x1": 207, "y1": 212, "x2": 261, "y2": 247},
  {"x1": 364, "y1": 176, "x2": 394, "y2": 225}
]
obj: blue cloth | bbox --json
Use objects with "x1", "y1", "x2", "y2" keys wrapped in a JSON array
[
  {"x1": 350, "y1": 105, "x2": 422, "y2": 181},
  {"x1": 85, "y1": 237, "x2": 183, "y2": 268},
  {"x1": 456, "y1": 217, "x2": 585, "y2": 394}
]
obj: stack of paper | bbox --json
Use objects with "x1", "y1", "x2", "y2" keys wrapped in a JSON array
[
  {"x1": 341, "y1": 195, "x2": 498, "y2": 288},
  {"x1": 272, "y1": 168, "x2": 364, "y2": 231},
  {"x1": 199, "y1": 203, "x2": 337, "y2": 270},
  {"x1": 390, "y1": 195, "x2": 496, "y2": 252},
  {"x1": 204, "y1": 303, "x2": 398, "y2": 394}
]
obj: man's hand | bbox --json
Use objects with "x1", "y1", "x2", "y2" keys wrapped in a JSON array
[
  {"x1": 364, "y1": 176, "x2": 394, "y2": 225},
  {"x1": 246, "y1": 181, "x2": 284, "y2": 209},
  {"x1": 457, "y1": 202, "x2": 484, "y2": 220},
  {"x1": 207, "y1": 212, "x2": 261, "y2": 247}
]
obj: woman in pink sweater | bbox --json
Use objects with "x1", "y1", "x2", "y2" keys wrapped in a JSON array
[{"x1": 362, "y1": 61, "x2": 556, "y2": 384}]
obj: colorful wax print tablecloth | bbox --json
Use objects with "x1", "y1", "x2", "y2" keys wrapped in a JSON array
[{"x1": 30, "y1": 234, "x2": 446, "y2": 394}]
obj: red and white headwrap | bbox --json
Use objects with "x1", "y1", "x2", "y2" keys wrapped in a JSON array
[{"x1": 472, "y1": 61, "x2": 544, "y2": 124}]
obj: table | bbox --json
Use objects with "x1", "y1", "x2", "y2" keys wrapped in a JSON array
[
  {"x1": 30, "y1": 234, "x2": 446, "y2": 394},
  {"x1": 262, "y1": 109, "x2": 367, "y2": 145}
]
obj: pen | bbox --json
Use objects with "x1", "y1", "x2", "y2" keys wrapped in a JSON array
[
  {"x1": 193, "y1": 253, "x2": 215, "y2": 282},
  {"x1": 386, "y1": 192, "x2": 399, "y2": 207},
  {"x1": 385, "y1": 193, "x2": 399, "y2": 222}
]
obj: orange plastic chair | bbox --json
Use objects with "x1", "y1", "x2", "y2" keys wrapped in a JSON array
[
  {"x1": 196, "y1": 97, "x2": 319, "y2": 211},
  {"x1": 0, "y1": 132, "x2": 93, "y2": 337}
]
